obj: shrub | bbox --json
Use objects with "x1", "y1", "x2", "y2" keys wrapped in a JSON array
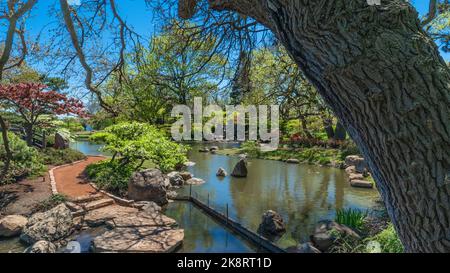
[
  {"x1": 40, "y1": 148, "x2": 86, "y2": 166},
  {"x1": 241, "y1": 141, "x2": 260, "y2": 158},
  {"x1": 0, "y1": 133, "x2": 45, "y2": 184},
  {"x1": 335, "y1": 208, "x2": 368, "y2": 232},
  {"x1": 90, "y1": 122, "x2": 187, "y2": 173},
  {"x1": 85, "y1": 160, "x2": 133, "y2": 196},
  {"x1": 367, "y1": 224, "x2": 404, "y2": 253}
]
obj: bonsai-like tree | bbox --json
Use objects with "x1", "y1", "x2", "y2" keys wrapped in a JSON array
[{"x1": 0, "y1": 83, "x2": 86, "y2": 146}]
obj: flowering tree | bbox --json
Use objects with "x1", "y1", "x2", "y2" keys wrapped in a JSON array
[{"x1": 0, "y1": 83, "x2": 86, "y2": 146}]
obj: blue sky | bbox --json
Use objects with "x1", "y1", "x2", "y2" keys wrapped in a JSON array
[{"x1": 15, "y1": 0, "x2": 450, "y2": 94}]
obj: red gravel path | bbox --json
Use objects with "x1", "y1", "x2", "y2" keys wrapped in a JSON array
[{"x1": 54, "y1": 156, "x2": 106, "y2": 198}]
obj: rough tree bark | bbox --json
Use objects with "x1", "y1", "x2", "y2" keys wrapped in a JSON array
[{"x1": 186, "y1": 0, "x2": 450, "y2": 252}]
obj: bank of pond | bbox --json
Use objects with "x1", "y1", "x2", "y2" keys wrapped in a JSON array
[{"x1": 1, "y1": 141, "x2": 382, "y2": 253}]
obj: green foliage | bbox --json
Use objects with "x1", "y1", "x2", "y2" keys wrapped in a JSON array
[
  {"x1": 0, "y1": 133, "x2": 45, "y2": 184},
  {"x1": 335, "y1": 208, "x2": 368, "y2": 232},
  {"x1": 366, "y1": 224, "x2": 404, "y2": 253},
  {"x1": 86, "y1": 160, "x2": 133, "y2": 195},
  {"x1": 90, "y1": 122, "x2": 187, "y2": 173},
  {"x1": 241, "y1": 141, "x2": 260, "y2": 158},
  {"x1": 40, "y1": 148, "x2": 86, "y2": 166}
]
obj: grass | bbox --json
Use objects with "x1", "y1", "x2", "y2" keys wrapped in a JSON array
[
  {"x1": 335, "y1": 208, "x2": 368, "y2": 232},
  {"x1": 366, "y1": 224, "x2": 404, "y2": 253}
]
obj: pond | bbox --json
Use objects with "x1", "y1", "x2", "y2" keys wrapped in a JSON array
[
  {"x1": 177, "y1": 143, "x2": 380, "y2": 249},
  {"x1": 65, "y1": 140, "x2": 380, "y2": 252}
]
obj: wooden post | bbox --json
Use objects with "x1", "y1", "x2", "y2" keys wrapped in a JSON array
[{"x1": 226, "y1": 203, "x2": 229, "y2": 225}]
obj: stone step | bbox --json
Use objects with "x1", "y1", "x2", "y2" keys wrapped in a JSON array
[
  {"x1": 70, "y1": 193, "x2": 104, "y2": 204},
  {"x1": 65, "y1": 201, "x2": 83, "y2": 212},
  {"x1": 350, "y1": 180, "x2": 373, "y2": 189},
  {"x1": 82, "y1": 198, "x2": 114, "y2": 211}
]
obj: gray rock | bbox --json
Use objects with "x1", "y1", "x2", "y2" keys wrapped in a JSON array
[
  {"x1": 257, "y1": 210, "x2": 286, "y2": 236},
  {"x1": 209, "y1": 146, "x2": 219, "y2": 151},
  {"x1": 286, "y1": 242, "x2": 321, "y2": 253},
  {"x1": 25, "y1": 240, "x2": 57, "y2": 253},
  {"x1": 54, "y1": 132, "x2": 69, "y2": 149},
  {"x1": 199, "y1": 147, "x2": 210, "y2": 153},
  {"x1": 345, "y1": 155, "x2": 368, "y2": 173},
  {"x1": 286, "y1": 158, "x2": 300, "y2": 164},
  {"x1": 310, "y1": 220, "x2": 361, "y2": 252},
  {"x1": 184, "y1": 161, "x2": 196, "y2": 167},
  {"x1": 0, "y1": 215, "x2": 28, "y2": 237},
  {"x1": 350, "y1": 180, "x2": 374, "y2": 189},
  {"x1": 216, "y1": 168, "x2": 227, "y2": 177},
  {"x1": 167, "y1": 172, "x2": 184, "y2": 187},
  {"x1": 185, "y1": 178, "x2": 205, "y2": 185},
  {"x1": 20, "y1": 204, "x2": 74, "y2": 245},
  {"x1": 180, "y1": 172, "x2": 193, "y2": 181},
  {"x1": 231, "y1": 159, "x2": 248, "y2": 177},
  {"x1": 167, "y1": 191, "x2": 178, "y2": 200},
  {"x1": 128, "y1": 169, "x2": 168, "y2": 206}
]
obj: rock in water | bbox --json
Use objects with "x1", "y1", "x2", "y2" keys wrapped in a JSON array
[
  {"x1": 257, "y1": 210, "x2": 286, "y2": 236},
  {"x1": 209, "y1": 146, "x2": 219, "y2": 152},
  {"x1": 198, "y1": 147, "x2": 210, "y2": 153},
  {"x1": 25, "y1": 240, "x2": 57, "y2": 253},
  {"x1": 167, "y1": 172, "x2": 184, "y2": 187},
  {"x1": 180, "y1": 172, "x2": 193, "y2": 181},
  {"x1": 231, "y1": 159, "x2": 248, "y2": 177},
  {"x1": 286, "y1": 158, "x2": 300, "y2": 164},
  {"x1": 310, "y1": 220, "x2": 361, "y2": 252},
  {"x1": 344, "y1": 155, "x2": 368, "y2": 173},
  {"x1": 20, "y1": 204, "x2": 74, "y2": 245},
  {"x1": 185, "y1": 178, "x2": 205, "y2": 185},
  {"x1": 54, "y1": 132, "x2": 69, "y2": 149},
  {"x1": 0, "y1": 215, "x2": 28, "y2": 237},
  {"x1": 128, "y1": 169, "x2": 169, "y2": 206},
  {"x1": 216, "y1": 168, "x2": 227, "y2": 177},
  {"x1": 350, "y1": 180, "x2": 374, "y2": 189}
]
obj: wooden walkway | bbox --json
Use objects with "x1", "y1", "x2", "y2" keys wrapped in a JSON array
[{"x1": 173, "y1": 195, "x2": 287, "y2": 253}]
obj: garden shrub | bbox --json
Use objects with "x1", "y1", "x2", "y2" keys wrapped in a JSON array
[
  {"x1": 241, "y1": 141, "x2": 260, "y2": 158},
  {"x1": 90, "y1": 122, "x2": 187, "y2": 173},
  {"x1": 40, "y1": 147, "x2": 86, "y2": 166},
  {"x1": 367, "y1": 224, "x2": 404, "y2": 253},
  {"x1": 0, "y1": 133, "x2": 45, "y2": 184},
  {"x1": 85, "y1": 160, "x2": 133, "y2": 196}
]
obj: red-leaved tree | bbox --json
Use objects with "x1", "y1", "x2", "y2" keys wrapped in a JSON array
[{"x1": 0, "y1": 83, "x2": 86, "y2": 146}]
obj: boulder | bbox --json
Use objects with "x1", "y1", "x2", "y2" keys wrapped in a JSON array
[
  {"x1": 199, "y1": 147, "x2": 210, "y2": 153},
  {"x1": 350, "y1": 180, "x2": 374, "y2": 189},
  {"x1": 180, "y1": 172, "x2": 193, "y2": 181},
  {"x1": 310, "y1": 220, "x2": 361, "y2": 252},
  {"x1": 345, "y1": 165, "x2": 356, "y2": 175},
  {"x1": 167, "y1": 172, "x2": 184, "y2": 187},
  {"x1": 92, "y1": 226, "x2": 184, "y2": 253},
  {"x1": 20, "y1": 204, "x2": 74, "y2": 245},
  {"x1": 54, "y1": 132, "x2": 69, "y2": 149},
  {"x1": 25, "y1": 240, "x2": 57, "y2": 253},
  {"x1": 257, "y1": 210, "x2": 286, "y2": 236},
  {"x1": 185, "y1": 178, "x2": 205, "y2": 185},
  {"x1": 344, "y1": 155, "x2": 368, "y2": 173},
  {"x1": 216, "y1": 168, "x2": 227, "y2": 177},
  {"x1": 0, "y1": 215, "x2": 28, "y2": 237},
  {"x1": 184, "y1": 161, "x2": 196, "y2": 167},
  {"x1": 238, "y1": 153, "x2": 248, "y2": 159},
  {"x1": 167, "y1": 191, "x2": 178, "y2": 200},
  {"x1": 209, "y1": 146, "x2": 219, "y2": 151},
  {"x1": 286, "y1": 158, "x2": 300, "y2": 164},
  {"x1": 231, "y1": 159, "x2": 248, "y2": 177},
  {"x1": 348, "y1": 173, "x2": 364, "y2": 181},
  {"x1": 128, "y1": 169, "x2": 168, "y2": 206}
]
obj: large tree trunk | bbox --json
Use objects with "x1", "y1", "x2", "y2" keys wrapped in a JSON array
[{"x1": 204, "y1": 0, "x2": 450, "y2": 252}]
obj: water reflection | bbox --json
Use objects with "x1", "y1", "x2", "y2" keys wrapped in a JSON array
[{"x1": 178, "y1": 144, "x2": 380, "y2": 248}]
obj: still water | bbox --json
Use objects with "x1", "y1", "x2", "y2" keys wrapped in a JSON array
[
  {"x1": 177, "y1": 143, "x2": 380, "y2": 249},
  {"x1": 68, "y1": 141, "x2": 379, "y2": 251}
]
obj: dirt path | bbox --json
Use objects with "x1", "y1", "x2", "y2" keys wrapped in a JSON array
[
  {"x1": 0, "y1": 172, "x2": 52, "y2": 217},
  {"x1": 54, "y1": 156, "x2": 106, "y2": 198}
]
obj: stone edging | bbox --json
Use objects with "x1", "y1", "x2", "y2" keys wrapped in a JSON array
[{"x1": 48, "y1": 156, "x2": 107, "y2": 195}]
